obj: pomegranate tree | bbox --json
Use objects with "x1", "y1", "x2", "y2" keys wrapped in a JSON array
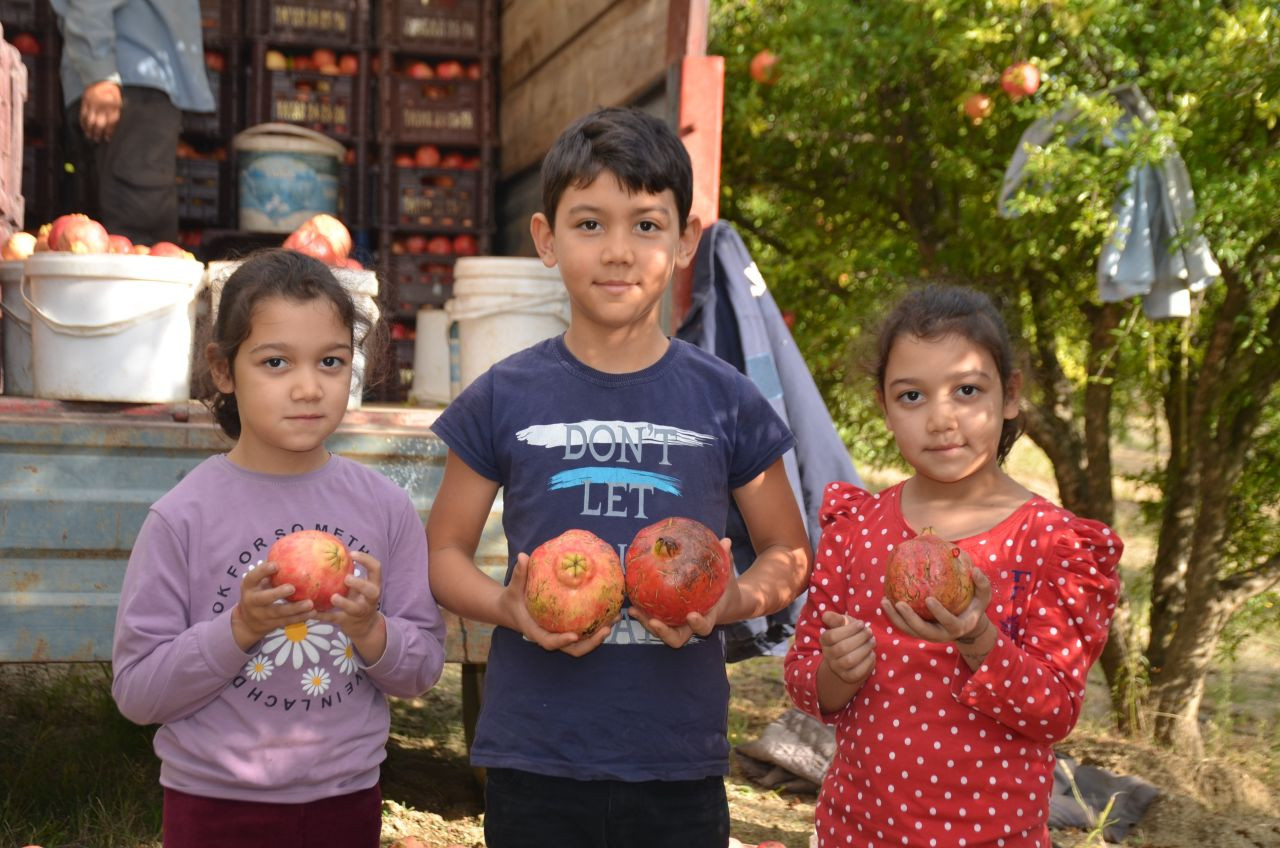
[
  {"x1": 266, "y1": 530, "x2": 354, "y2": 612},
  {"x1": 624, "y1": 517, "x2": 730, "y2": 626},
  {"x1": 883, "y1": 528, "x2": 975, "y2": 620},
  {"x1": 524, "y1": 529, "x2": 624, "y2": 635}
]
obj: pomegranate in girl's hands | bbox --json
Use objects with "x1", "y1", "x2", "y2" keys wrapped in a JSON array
[
  {"x1": 624, "y1": 517, "x2": 730, "y2": 626},
  {"x1": 524, "y1": 529, "x2": 624, "y2": 635},
  {"x1": 266, "y1": 530, "x2": 355, "y2": 612},
  {"x1": 884, "y1": 528, "x2": 975, "y2": 620}
]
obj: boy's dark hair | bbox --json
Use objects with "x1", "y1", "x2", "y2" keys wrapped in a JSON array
[
  {"x1": 872, "y1": 284, "x2": 1024, "y2": 463},
  {"x1": 540, "y1": 106, "x2": 694, "y2": 231},
  {"x1": 198, "y1": 248, "x2": 388, "y2": 439}
]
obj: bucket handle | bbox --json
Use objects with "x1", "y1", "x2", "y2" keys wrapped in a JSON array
[
  {"x1": 20, "y1": 274, "x2": 203, "y2": 338},
  {"x1": 234, "y1": 122, "x2": 346, "y2": 159},
  {"x1": 0, "y1": 304, "x2": 30, "y2": 331},
  {"x1": 446, "y1": 293, "x2": 570, "y2": 324}
]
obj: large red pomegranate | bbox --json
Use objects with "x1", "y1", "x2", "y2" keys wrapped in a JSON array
[
  {"x1": 266, "y1": 530, "x2": 354, "y2": 612},
  {"x1": 884, "y1": 528, "x2": 975, "y2": 620},
  {"x1": 524, "y1": 529, "x2": 624, "y2": 635},
  {"x1": 624, "y1": 517, "x2": 730, "y2": 626}
]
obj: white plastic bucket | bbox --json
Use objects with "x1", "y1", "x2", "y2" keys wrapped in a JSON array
[
  {"x1": 206, "y1": 260, "x2": 378, "y2": 409},
  {"x1": 234, "y1": 123, "x2": 345, "y2": 233},
  {"x1": 0, "y1": 260, "x2": 32, "y2": 395},
  {"x1": 410, "y1": 307, "x2": 450, "y2": 406},
  {"x1": 446, "y1": 257, "x2": 569, "y2": 394},
  {"x1": 22, "y1": 253, "x2": 206, "y2": 403}
]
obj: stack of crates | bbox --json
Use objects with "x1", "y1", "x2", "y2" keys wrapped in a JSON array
[
  {"x1": 374, "y1": 0, "x2": 498, "y2": 400},
  {"x1": 245, "y1": 0, "x2": 372, "y2": 233},
  {"x1": 176, "y1": 0, "x2": 243, "y2": 233}
]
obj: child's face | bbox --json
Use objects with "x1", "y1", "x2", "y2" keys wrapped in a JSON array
[
  {"x1": 878, "y1": 333, "x2": 1020, "y2": 486},
  {"x1": 210, "y1": 296, "x2": 353, "y2": 474},
  {"x1": 530, "y1": 171, "x2": 701, "y2": 337}
]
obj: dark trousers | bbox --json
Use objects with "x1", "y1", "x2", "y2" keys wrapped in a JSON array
[
  {"x1": 162, "y1": 784, "x2": 382, "y2": 848},
  {"x1": 64, "y1": 85, "x2": 181, "y2": 245},
  {"x1": 483, "y1": 767, "x2": 731, "y2": 848}
]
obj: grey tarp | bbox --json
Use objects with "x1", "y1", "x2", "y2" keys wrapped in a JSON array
[{"x1": 999, "y1": 84, "x2": 1220, "y2": 318}]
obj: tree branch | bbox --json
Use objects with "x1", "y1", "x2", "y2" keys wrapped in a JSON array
[{"x1": 1219, "y1": 553, "x2": 1280, "y2": 607}]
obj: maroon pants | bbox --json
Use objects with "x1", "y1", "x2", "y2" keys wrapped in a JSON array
[{"x1": 162, "y1": 784, "x2": 381, "y2": 848}]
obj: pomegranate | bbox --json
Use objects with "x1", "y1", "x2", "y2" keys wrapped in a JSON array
[
  {"x1": 106, "y1": 234, "x2": 134, "y2": 254},
  {"x1": 883, "y1": 528, "x2": 975, "y2": 620},
  {"x1": 48, "y1": 214, "x2": 110, "y2": 253},
  {"x1": 283, "y1": 213, "x2": 351, "y2": 263},
  {"x1": 963, "y1": 92, "x2": 993, "y2": 124},
  {"x1": 1, "y1": 231, "x2": 36, "y2": 260},
  {"x1": 1000, "y1": 61, "x2": 1041, "y2": 100},
  {"x1": 524, "y1": 529, "x2": 624, "y2": 635},
  {"x1": 624, "y1": 517, "x2": 730, "y2": 626},
  {"x1": 149, "y1": 241, "x2": 195, "y2": 259},
  {"x1": 750, "y1": 49, "x2": 780, "y2": 85},
  {"x1": 266, "y1": 530, "x2": 355, "y2": 612},
  {"x1": 33, "y1": 222, "x2": 53, "y2": 252}
]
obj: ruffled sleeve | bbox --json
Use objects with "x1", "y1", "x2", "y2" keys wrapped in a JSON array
[
  {"x1": 953, "y1": 513, "x2": 1123, "y2": 743},
  {"x1": 784, "y1": 481, "x2": 873, "y2": 722}
]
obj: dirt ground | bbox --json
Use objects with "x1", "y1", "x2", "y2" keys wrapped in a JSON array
[{"x1": 377, "y1": 649, "x2": 1280, "y2": 848}]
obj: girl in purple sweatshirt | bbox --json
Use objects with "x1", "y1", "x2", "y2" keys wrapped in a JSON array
[{"x1": 111, "y1": 249, "x2": 446, "y2": 848}]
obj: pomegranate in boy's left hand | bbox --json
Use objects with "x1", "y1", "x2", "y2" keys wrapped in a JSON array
[
  {"x1": 624, "y1": 517, "x2": 731, "y2": 626},
  {"x1": 884, "y1": 528, "x2": 975, "y2": 620},
  {"x1": 266, "y1": 530, "x2": 355, "y2": 612}
]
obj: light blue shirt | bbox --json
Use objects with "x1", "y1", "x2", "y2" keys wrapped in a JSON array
[{"x1": 52, "y1": 0, "x2": 215, "y2": 112}]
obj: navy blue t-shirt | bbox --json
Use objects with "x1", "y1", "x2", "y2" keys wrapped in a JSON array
[{"x1": 430, "y1": 335, "x2": 796, "y2": 781}]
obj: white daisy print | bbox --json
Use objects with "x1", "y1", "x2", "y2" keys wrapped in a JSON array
[
  {"x1": 263, "y1": 621, "x2": 334, "y2": 670},
  {"x1": 301, "y1": 666, "x2": 331, "y2": 696},
  {"x1": 244, "y1": 654, "x2": 274, "y2": 681},
  {"x1": 329, "y1": 633, "x2": 358, "y2": 675}
]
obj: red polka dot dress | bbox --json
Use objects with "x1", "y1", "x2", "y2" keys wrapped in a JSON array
[{"x1": 784, "y1": 482, "x2": 1122, "y2": 848}]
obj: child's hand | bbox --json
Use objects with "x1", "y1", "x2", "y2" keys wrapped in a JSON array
[
  {"x1": 819, "y1": 611, "x2": 875, "y2": 686},
  {"x1": 318, "y1": 551, "x2": 383, "y2": 640},
  {"x1": 630, "y1": 539, "x2": 740, "y2": 648},
  {"x1": 231, "y1": 561, "x2": 315, "y2": 651},
  {"x1": 882, "y1": 567, "x2": 995, "y2": 645},
  {"x1": 501, "y1": 553, "x2": 615, "y2": 656}
]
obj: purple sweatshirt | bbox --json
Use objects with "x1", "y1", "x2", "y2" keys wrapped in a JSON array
[{"x1": 112, "y1": 454, "x2": 445, "y2": 804}]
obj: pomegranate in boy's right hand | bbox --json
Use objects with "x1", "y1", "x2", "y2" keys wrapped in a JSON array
[
  {"x1": 524, "y1": 529, "x2": 624, "y2": 635},
  {"x1": 884, "y1": 528, "x2": 975, "y2": 620},
  {"x1": 624, "y1": 517, "x2": 731, "y2": 626},
  {"x1": 266, "y1": 530, "x2": 354, "y2": 612}
]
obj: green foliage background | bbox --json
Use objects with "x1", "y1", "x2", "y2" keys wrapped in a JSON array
[{"x1": 710, "y1": 0, "x2": 1279, "y2": 630}]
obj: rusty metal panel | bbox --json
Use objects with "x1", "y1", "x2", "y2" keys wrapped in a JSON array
[{"x1": 0, "y1": 398, "x2": 506, "y2": 663}]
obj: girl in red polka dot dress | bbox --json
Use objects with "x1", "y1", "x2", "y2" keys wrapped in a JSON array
[{"x1": 785, "y1": 285, "x2": 1122, "y2": 848}]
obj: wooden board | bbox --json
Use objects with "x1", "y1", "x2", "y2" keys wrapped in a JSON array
[{"x1": 499, "y1": 0, "x2": 668, "y2": 176}]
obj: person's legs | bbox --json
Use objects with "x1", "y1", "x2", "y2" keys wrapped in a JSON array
[
  {"x1": 483, "y1": 767, "x2": 609, "y2": 848},
  {"x1": 302, "y1": 783, "x2": 382, "y2": 847},
  {"x1": 606, "y1": 775, "x2": 730, "y2": 848},
  {"x1": 98, "y1": 86, "x2": 181, "y2": 245}
]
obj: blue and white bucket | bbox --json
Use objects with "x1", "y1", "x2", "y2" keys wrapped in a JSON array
[{"x1": 234, "y1": 123, "x2": 345, "y2": 233}]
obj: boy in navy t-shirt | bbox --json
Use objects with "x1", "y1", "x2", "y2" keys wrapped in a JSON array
[{"x1": 427, "y1": 106, "x2": 812, "y2": 848}]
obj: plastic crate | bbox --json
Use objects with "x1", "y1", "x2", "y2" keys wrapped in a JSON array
[
  {"x1": 0, "y1": 1, "x2": 38, "y2": 30},
  {"x1": 254, "y1": 0, "x2": 358, "y2": 45},
  {"x1": 0, "y1": 35, "x2": 26, "y2": 232},
  {"x1": 176, "y1": 158, "x2": 225, "y2": 225},
  {"x1": 390, "y1": 167, "x2": 478, "y2": 229},
  {"x1": 198, "y1": 0, "x2": 238, "y2": 41},
  {"x1": 387, "y1": 77, "x2": 480, "y2": 145},
  {"x1": 389, "y1": 253, "x2": 454, "y2": 312},
  {"x1": 338, "y1": 163, "x2": 378, "y2": 228},
  {"x1": 182, "y1": 66, "x2": 226, "y2": 136},
  {"x1": 264, "y1": 70, "x2": 355, "y2": 137},
  {"x1": 388, "y1": 0, "x2": 482, "y2": 52}
]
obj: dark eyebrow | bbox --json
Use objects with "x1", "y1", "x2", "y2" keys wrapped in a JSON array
[{"x1": 888, "y1": 370, "x2": 991, "y2": 389}]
